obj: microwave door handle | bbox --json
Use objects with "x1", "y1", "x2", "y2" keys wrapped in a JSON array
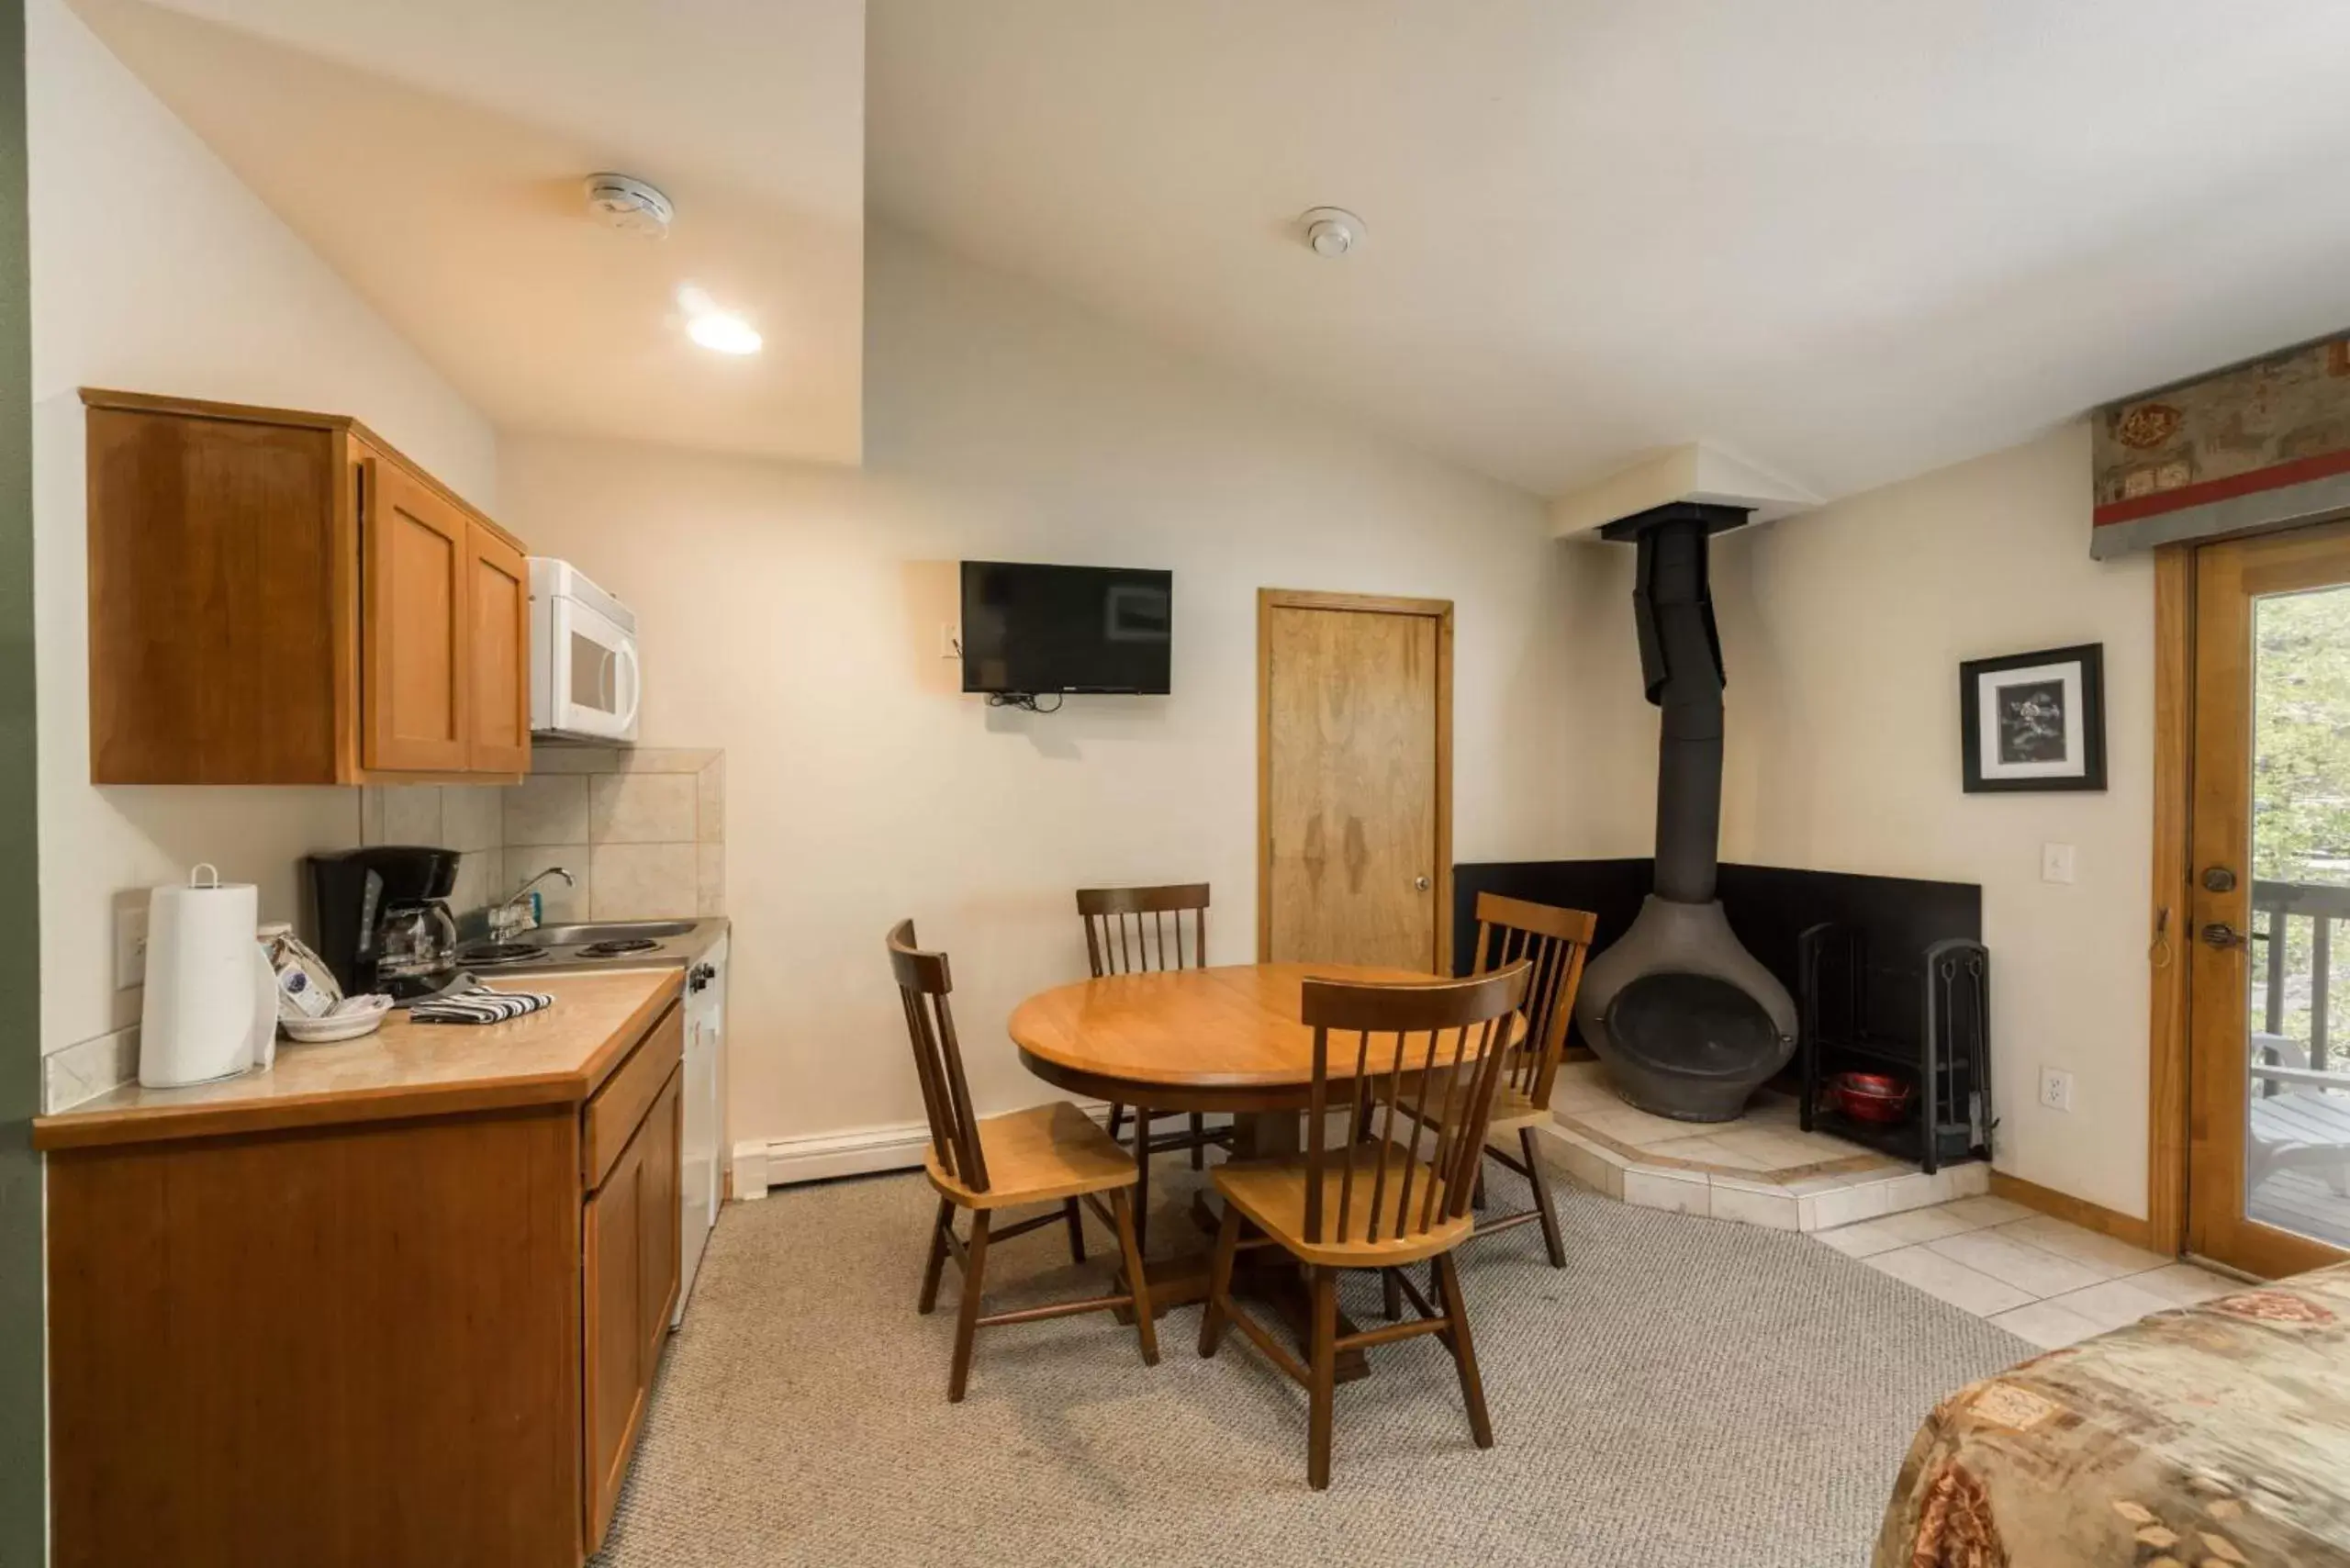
[
  {"x1": 597, "y1": 644, "x2": 615, "y2": 717},
  {"x1": 615, "y1": 643, "x2": 643, "y2": 732}
]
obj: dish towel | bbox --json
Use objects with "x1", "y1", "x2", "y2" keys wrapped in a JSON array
[{"x1": 408, "y1": 983, "x2": 554, "y2": 1025}]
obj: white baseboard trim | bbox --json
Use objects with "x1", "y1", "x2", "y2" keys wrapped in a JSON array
[{"x1": 732, "y1": 1103, "x2": 1233, "y2": 1199}]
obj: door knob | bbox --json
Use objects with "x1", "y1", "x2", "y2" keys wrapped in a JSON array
[
  {"x1": 2200, "y1": 922, "x2": 2249, "y2": 950},
  {"x1": 1414, "y1": 875, "x2": 1431, "y2": 892}
]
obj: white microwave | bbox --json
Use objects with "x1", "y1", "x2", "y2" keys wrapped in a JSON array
[{"x1": 530, "y1": 558, "x2": 641, "y2": 744}]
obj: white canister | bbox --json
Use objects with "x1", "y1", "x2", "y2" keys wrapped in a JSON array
[{"x1": 140, "y1": 865, "x2": 274, "y2": 1088}]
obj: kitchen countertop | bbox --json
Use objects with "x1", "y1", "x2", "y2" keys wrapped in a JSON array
[{"x1": 32, "y1": 968, "x2": 683, "y2": 1152}]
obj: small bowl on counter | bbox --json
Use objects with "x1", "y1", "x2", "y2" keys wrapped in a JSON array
[
  {"x1": 281, "y1": 994, "x2": 395, "y2": 1045},
  {"x1": 1825, "y1": 1070, "x2": 1915, "y2": 1125}
]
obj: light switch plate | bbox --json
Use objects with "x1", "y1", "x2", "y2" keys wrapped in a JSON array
[
  {"x1": 2041, "y1": 843, "x2": 2077, "y2": 884},
  {"x1": 115, "y1": 904, "x2": 148, "y2": 991},
  {"x1": 2038, "y1": 1066, "x2": 2074, "y2": 1114},
  {"x1": 938, "y1": 622, "x2": 960, "y2": 660}
]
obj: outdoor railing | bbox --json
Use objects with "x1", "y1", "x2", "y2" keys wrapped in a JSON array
[{"x1": 2255, "y1": 878, "x2": 2350, "y2": 1072}]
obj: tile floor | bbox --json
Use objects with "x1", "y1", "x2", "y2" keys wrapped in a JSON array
[
  {"x1": 1547, "y1": 1058, "x2": 1980, "y2": 1231},
  {"x1": 1812, "y1": 1194, "x2": 2245, "y2": 1348}
]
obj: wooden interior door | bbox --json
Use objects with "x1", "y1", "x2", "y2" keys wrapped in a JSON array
[
  {"x1": 2188, "y1": 519, "x2": 2350, "y2": 1277},
  {"x1": 465, "y1": 520, "x2": 532, "y2": 774},
  {"x1": 1259, "y1": 590, "x2": 1452, "y2": 971},
  {"x1": 361, "y1": 455, "x2": 471, "y2": 773}
]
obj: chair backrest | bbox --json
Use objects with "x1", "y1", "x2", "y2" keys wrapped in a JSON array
[
  {"x1": 1300, "y1": 961, "x2": 1532, "y2": 1249},
  {"x1": 1075, "y1": 883, "x2": 1210, "y2": 977},
  {"x1": 1470, "y1": 892, "x2": 1598, "y2": 1113},
  {"x1": 887, "y1": 919, "x2": 989, "y2": 1193}
]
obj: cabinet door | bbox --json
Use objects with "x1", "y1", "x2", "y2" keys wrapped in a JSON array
[
  {"x1": 638, "y1": 1070, "x2": 683, "y2": 1359},
  {"x1": 582, "y1": 1119, "x2": 646, "y2": 1553},
  {"x1": 465, "y1": 520, "x2": 532, "y2": 774},
  {"x1": 580, "y1": 1066, "x2": 683, "y2": 1553},
  {"x1": 361, "y1": 456, "x2": 471, "y2": 772}
]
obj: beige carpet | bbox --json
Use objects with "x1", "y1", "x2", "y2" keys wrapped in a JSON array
[{"x1": 594, "y1": 1158, "x2": 2025, "y2": 1568}]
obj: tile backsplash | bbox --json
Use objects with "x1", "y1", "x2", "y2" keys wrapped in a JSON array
[{"x1": 364, "y1": 746, "x2": 724, "y2": 927}]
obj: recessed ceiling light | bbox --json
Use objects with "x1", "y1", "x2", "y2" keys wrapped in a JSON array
[
  {"x1": 677, "y1": 285, "x2": 763, "y2": 355},
  {"x1": 686, "y1": 311, "x2": 762, "y2": 355}
]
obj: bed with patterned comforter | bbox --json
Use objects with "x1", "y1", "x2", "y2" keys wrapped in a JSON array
[{"x1": 1876, "y1": 1260, "x2": 2350, "y2": 1567}]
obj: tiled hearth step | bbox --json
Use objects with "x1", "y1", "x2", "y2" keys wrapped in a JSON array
[{"x1": 1531, "y1": 1059, "x2": 1987, "y2": 1233}]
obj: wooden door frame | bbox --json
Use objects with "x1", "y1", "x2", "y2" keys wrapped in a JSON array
[
  {"x1": 2147, "y1": 543, "x2": 2193, "y2": 1260},
  {"x1": 1255, "y1": 588, "x2": 1455, "y2": 975}
]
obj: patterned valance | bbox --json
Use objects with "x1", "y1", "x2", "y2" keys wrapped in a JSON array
[{"x1": 2092, "y1": 334, "x2": 2350, "y2": 558}]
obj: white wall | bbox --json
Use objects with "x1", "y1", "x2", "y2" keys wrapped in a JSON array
[
  {"x1": 500, "y1": 227, "x2": 1614, "y2": 1150},
  {"x1": 1702, "y1": 423, "x2": 2155, "y2": 1216},
  {"x1": 28, "y1": 0, "x2": 497, "y2": 1059}
]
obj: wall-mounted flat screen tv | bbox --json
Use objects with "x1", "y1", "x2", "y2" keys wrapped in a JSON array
[{"x1": 960, "y1": 561, "x2": 1173, "y2": 696}]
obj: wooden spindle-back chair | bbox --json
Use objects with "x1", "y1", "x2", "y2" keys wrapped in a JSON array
[
  {"x1": 1451, "y1": 892, "x2": 1598, "y2": 1269},
  {"x1": 1075, "y1": 884, "x2": 1225, "y2": 1178},
  {"x1": 889, "y1": 920, "x2": 1158, "y2": 1401},
  {"x1": 1198, "y1": 960, "x2": 1532, "y2": 1490}
]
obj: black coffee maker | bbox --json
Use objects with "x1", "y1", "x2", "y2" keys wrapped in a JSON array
[{"x1": 307, "y1": 846, "x2": 464, "y2": 1002}]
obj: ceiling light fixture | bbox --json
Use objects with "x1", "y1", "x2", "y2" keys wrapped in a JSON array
[
  {"x1": 677, "y1": 285, "x2": 763, "y2": 356},
  {"x1": 1300, "y1": 207, "x2": 1365, "y2": 258}
]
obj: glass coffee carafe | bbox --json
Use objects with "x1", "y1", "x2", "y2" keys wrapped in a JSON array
[{"x1": 374, "y1": 898, "x2": 458, "y2": 1000}]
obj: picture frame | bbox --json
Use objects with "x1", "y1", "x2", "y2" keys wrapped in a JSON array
[{"x1": 1960, "y1": 643, "x2": 2106, "y2": 793}]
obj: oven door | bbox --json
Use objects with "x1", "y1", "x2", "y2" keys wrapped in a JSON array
[{"x1": 539, "y1": 590, "x2": 641, "y2": 742}]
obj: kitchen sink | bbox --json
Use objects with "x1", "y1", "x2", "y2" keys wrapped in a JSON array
[{"x1": 520, "y1": 921, "x2": 698, "y2": 946}]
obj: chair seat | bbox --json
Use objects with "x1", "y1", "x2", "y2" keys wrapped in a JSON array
[
  {"x1": 924, "y1": 1102, "x2": 1136, "y2": 1211},
  {"x1": 1214, "y1": 1145, "x2": 1472, "y2": 1268}
]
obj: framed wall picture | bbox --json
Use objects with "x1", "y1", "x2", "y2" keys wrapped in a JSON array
[{"x1": 1960, "y1": 643, "x2": 2107, "y2": 792}]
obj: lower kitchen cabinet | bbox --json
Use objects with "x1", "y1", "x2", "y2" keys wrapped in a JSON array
[
  {"x1": 39, "y1": 984, "x2": 686, "y2": 1568},
  {"x1": 585, "y1": 1065, "x2": 682, "y2": 1547}
]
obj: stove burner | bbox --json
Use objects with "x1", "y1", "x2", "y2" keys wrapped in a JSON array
[
  {"x1": 578, "y1": 938, "x2": 660, "y2": 958},
  {"x1": 459, "y1": 943, "x2": 549, "y2": 967}
]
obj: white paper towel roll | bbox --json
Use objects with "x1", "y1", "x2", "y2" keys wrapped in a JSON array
[{"x1": 140, "y1": 864, "x2": 263, "y2": 1088}]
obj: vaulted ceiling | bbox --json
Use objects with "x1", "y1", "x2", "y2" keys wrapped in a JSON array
[
  {"x1": 868, "y1": 0, "x2": 2350, "y2": 498},
  {"x1": 73, "y1": 0, "x2": 2350, "y2": 503}
]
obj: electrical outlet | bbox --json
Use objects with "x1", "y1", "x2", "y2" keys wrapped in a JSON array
[
  {"x1": 938, "y1": 622, "x2": 961, "y2": 660},
  {"x1": 2038, "y1": 1066, "x2": 2074, "y2": 1114},
  {"x1": 115, "y1": 904, "x2": 148, "y2": 991},
  {"x1": 2041, "y1": 843, "x2": 2076, "y2": 884}
]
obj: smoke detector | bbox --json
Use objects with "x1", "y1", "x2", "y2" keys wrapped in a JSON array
[
  {"x1": 1300, "y1": 207, "x2": 1365, "y2": 258},
  {"x1": 584, "y1": 174, "x2": 674, "y2": 238}
]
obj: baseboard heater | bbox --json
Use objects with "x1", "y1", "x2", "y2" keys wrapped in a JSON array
[{"x1": 733, "y1": 1105, "x2": 1233, "y2": 1196}]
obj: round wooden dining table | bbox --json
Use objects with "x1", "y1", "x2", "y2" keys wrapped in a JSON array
[{"x1": 1011, "y1": 959, "x2": 1437, "y2": 1381}]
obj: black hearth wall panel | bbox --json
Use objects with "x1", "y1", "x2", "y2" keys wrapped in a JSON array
[{"x1": 1454, "y1": 858, "x2": 1982, "y2": 1054}]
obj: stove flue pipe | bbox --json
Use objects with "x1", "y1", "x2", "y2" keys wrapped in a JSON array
[{"x1": 1603, "y1": 501, "x2": 1750, "y2": 906}]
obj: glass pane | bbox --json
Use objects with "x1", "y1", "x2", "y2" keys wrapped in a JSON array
[
  {"x1": 2247, "y1": 584, "x2": 2350, "y2": 1247},
  {"x1": 568, "y1": 630, "x2": 617, "y2": 715}
]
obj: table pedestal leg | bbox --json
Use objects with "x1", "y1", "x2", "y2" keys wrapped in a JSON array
[{"x1": 1114, "y1": 1108, "x2": 1368, "y2": 1383}]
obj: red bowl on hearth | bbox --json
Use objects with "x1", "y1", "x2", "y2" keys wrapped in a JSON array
[{"x1": 1828, "y1": 1071, "x2": 1915, "y2": 1125}]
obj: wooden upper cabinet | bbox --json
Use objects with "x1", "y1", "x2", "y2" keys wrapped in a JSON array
[
  {"x1": 83, "y1": 389, "x2": 532, "y2": 784},
  {"x1": 466, "y1": 520, "x2": 533, "y2": 775},
  {"x1": 362, "y1": 454, "x2": 470, "y2": 773}
]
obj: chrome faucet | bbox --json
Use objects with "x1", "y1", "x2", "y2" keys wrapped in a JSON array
[{"x1": 489, "y1": 866, "x2": 576, "y2": 939}]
